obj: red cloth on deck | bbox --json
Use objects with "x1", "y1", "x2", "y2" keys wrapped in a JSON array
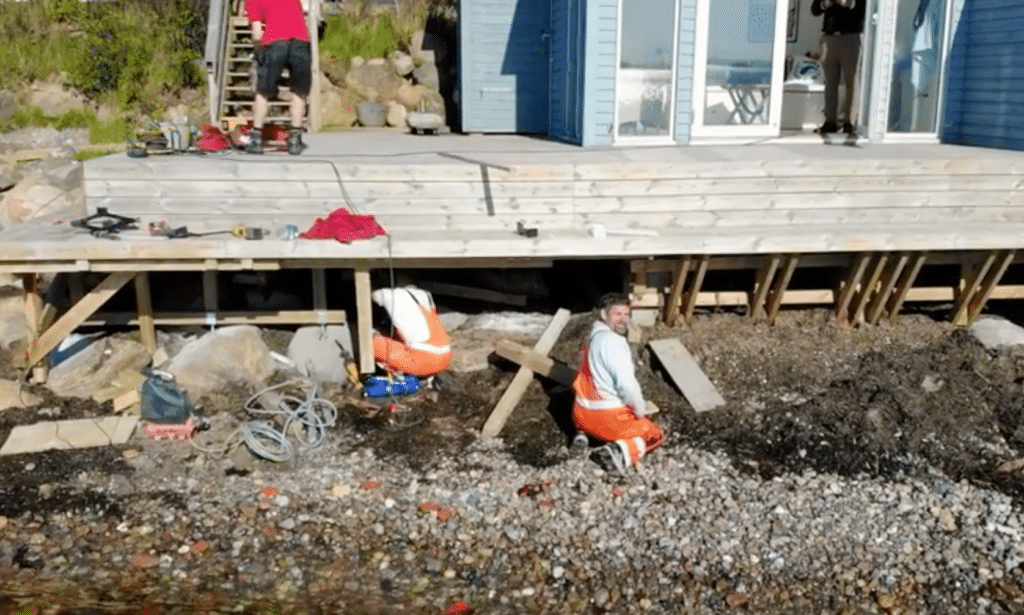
[{"x1": 301, "y1": 208, "x2": 386, "y2": 243}]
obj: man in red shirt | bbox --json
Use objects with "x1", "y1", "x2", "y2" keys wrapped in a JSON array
[{"x1": 244, "y1": 0, "x2": 311, "y2": 155}]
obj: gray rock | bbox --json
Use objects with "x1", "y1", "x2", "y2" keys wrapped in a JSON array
[
  {"x1": 163, "y1": 325, "x2": 275, "y2": 399},
  {"x1": 46, "y1": 336, "x2": 151, "y2": 399},
  {"x1": 969, "y1": 315, "x2": 1024, "y2": 349}
]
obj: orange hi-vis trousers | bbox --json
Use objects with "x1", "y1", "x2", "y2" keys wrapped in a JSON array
[
  {"x1": 372, "y1": 334, "x2": 452, "y2": 377},
  {"x1": 573, "y1": 403, "x2": 665, "y2": 467}
]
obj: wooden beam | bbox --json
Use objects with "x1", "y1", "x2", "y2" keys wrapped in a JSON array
[
  {"x1": 663, "y1": 256, "x2": 692, "y2": 326},
  {"x1": 83, "y1": 309, "x2": 347, "y2": 327},
  {"x1": 482, "y1": 308, "x2": 571, "y2": 438},
  {"x1": 851, "y1": 254, "x2": 889, "y2": 325},
  {"x1": 887, "y1": 252, "x2": 927, "y2": 322},
  {"x1": 765, "y1": 254, "x2": 799, "y2": 325},
  {"x1": 417, "y1": 280, "x2": 528, "y2": 307},
  {"x1": 866, "y1": 252, "x2": 909, "y2": 325},
  {"x1": 648, "y1": 338, "x2": 725, "y2": 413},
  {"x1": 27, "y1": 271, "x2": 135, "y2": 368},
  {"x1": 202, "y1": 270, "x2": 218, "y2": 328},
  {"x1": 311, "y1": 267, "x2": 328, "y2": 323},
  {"x1": 963, "y1": 249, "x2": 1015, "y2": 324},
  {"x1": 20, "y1": 274, "x2": 47, "y2": 382},
  {"x1": 493, "y1": 340, "x2": 576, "y2": 386},
  {"x1": 951, "y1": 252, "x2": 999, "y2": 326},
  {"x1": 750, "y1": 255, "x2": 781, "y2": 321},
  {"x1": 133, "y1": 272, "x2": 157, "y2": 353},
  {"x1": 355, "y1": 267, "x2": 374, "y2": 374},
  {"x1": 835, "y1": 253, "x2": 871, "y2": 323},
  {"x1": 681, "y1": 255, "x2": 710, "y2": 324}
]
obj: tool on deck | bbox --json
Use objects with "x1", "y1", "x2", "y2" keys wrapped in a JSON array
[
  {"x1": 71, "y1": 207, "x2": 140, "y2": 239},
  {"x1": 516, "y1": 220, "x2": 538, "y2": 238},
  {"x1": 148, "y1": 220, "x2": 270, "y2": 240}
]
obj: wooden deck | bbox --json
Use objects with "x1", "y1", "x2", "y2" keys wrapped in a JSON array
[{"x1": 2, "y1": 135, "x2": 1024, "y2": 377}]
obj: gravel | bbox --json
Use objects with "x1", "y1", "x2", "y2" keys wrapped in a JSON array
[{"x1": 3, "y1": 433, "x2": 1024, "y2": 614}]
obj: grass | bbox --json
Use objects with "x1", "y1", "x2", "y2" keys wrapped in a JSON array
[{"x1": 319, "y1": 0, "x2": 453, "y2": 65}]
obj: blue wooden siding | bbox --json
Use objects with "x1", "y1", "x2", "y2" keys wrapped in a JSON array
[
  {"x1": 673, "y1": 0, "x2": 697, "y2": 144},
  {"x1": 550, "y1": 0, "x2": 585, "y2": 143},
  {"x1": 942, "y1": 0, "x2": 1024, "y2": 150},
  {"x1": 581, "y1": 0, "x2": 619, "y2": 146},
  {"x1": 459, "y1": 0, "x2": 552, "y2": 133}
]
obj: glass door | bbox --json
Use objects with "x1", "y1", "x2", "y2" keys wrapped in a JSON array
[
  {"x1": 614, "y1": 0, "x2": 678, "y2": 142},
  {"x1": 692, "y1": 0, "x2": 788, "y2": 138},
  {"x1": 886, "y1": 0, "x2": 947, "y2": 135}
]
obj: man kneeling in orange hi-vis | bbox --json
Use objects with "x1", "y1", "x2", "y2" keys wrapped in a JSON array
[
  {"x1": 572, "y1": 292, "x2": 664, "y2": 475},
  {"x1": 371, "y1": 284, "x2": 452, "y2": 378}
]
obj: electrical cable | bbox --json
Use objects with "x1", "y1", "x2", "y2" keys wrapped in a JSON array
[{"x1": 188, "y1": 377, "x2": 337, "y2": 462}]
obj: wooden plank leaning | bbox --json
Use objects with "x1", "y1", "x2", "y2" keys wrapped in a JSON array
[
  {"x1": 481, "y1": 308, "x2": 571, "y2": 438},
  {"x1": 648, "y1": 338, "x2": 726, "y2": 413},
  {"x1": 26, "y1": 271, "x2": 136, "y2": 373},
  {"x1": 493, "y1": 339, "x2": 576, "y2": 386}
]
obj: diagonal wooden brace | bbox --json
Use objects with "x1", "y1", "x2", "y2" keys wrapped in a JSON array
[{"x1": 27, "y1": 271, "x2": 135, "y2": 370}]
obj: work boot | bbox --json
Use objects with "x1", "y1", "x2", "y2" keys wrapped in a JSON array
[
  {"x1": 817, "y1": 120, "x2": 838, "y2": 135},
  {"x1": 569, "y1": 431, "x2": 589, "y2": 457},
  {"x1": 246, "y1": 127, "x2": 263, "y2": 154},
  {"x1": 287, "y1": 128, "x2": 306, "y2": 155},
  {"x1": 591, "y1": 443, "x2": 627, "y2": 476}
]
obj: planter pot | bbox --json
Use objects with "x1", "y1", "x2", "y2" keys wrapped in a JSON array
[{"x1": 356, "y1": 101, "x2": 387, "y2": 127}]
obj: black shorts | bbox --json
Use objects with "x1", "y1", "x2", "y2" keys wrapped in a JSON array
[{"x1": 255, "y1": 39, "x2": 312, "y2": 98}]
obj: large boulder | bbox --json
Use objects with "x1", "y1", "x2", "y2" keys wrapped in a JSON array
[
  {"x1": 0, "y1": 177, "x2": 85, "y2": 227},
  {"x1": 0, "y1": 90, "x2": 17, "y2": 124},
  {"x1": 162, "y1": 326, "x2": 275, "y2": 400},
  {"x1": 28, "y1": 79, "x2": 88, "y2": 118},
  {"x1": 396, "y1": 82, "x2": 430, "y2": 110},
  {"x1": 389, "y1": 50, "x2": 415, "y2": 77},
  {"x1": 345, "y1": 60, "x2": 405, "y2": 103},
  {"x1": 0, "y1": 160, "x2": 20, "y2": 192},
  {"x1": 412, "y1": 61, "x2": 440, "y2": 93},
  {"x1": 0, "y1": 126, "x2": 90, "y2": 152},
  {"x1": 386, "y1": 101, "x2": 407, "y2": 128},
  {"x1": 320, "y1": 81, "x2": 359, "y2": 129},
  {"x1": 21, "y1": 151, "x2": 82, "y2": 192},
  {"x1": 46, "y1": 336, "x2": 151, "y2": 399},
  {"x1": 322, "y1": 59, "x2": 348, "y2": 88},
  {"x1": 0, "y1": 293, "x2": 30, "y2": 350}
]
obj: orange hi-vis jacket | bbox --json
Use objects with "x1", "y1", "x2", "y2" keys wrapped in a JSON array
[
  {"x1": 573, "y1": 321, "x2": 664, "y2": 466},
  {"x1": 371, "y1": 287, "x2": 452, "y2": 377}
]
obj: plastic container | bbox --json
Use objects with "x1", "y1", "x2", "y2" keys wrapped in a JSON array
[{"x1": 357, "y1": 102, "x2": 387, "y2": 127}]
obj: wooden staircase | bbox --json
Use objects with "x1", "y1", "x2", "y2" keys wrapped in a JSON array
[{"x1": 216, "y1": 16, "x2": 293, "y2": 130}]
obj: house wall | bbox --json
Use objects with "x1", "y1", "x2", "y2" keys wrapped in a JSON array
[
  {"x1": 459, "y1": 0, "x2": 552, "y2": 133},
  {"x1": 942, "y1": 0, "x2": 1024, "y2": 150},
  {"x1": 550, "y1": 0, "x2": 585, "y2": 143}
]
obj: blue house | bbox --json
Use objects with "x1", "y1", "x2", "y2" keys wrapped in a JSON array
[{"x1": 459, "y1": 0, "x2": 1024, "y2": 150}]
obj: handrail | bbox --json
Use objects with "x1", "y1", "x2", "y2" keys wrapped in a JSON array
[{"x1": 204, "y1": 0, "x2": 230, "y2": 125}]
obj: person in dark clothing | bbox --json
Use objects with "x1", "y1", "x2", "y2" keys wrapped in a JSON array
[{"x1": 810, "y1": 0, "x2": 866, "y2": 135}]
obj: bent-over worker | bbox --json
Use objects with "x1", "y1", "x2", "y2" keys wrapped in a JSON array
[
  {"x1": 572, "y1": 293, "x2": 664, "y2": 475},
  {"x1": 371, "y1": 285, "x2": 453, "y2": 378}
]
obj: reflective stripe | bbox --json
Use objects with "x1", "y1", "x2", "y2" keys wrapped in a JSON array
[
  {"x1": 575, "y1": 396, "x2": 627, "y2": 411},
  {"x1": 410, "y1": 342, "x2": 451, "y2": 355},
  {"x1": 632, "y1": 436, "x2": 646, "y2": 462}
]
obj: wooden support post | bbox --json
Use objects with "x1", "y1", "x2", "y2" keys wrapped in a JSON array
[
  {"x1": 20, "y1": 274, "x2": 47, "y2": 383},
  {"x1": 134, "y1": 272, "x2": 156, "y2": 354},
  {"x1": 682, "y1": 255, "x2": 710, "y2": 325},
  {"x1": 850, "y1": 254, "x2": 888, "y2": 325},
  {"x1": 663, "y1": 256, "x2": 692, "y2": 326},
  {"x1": 956, "y1": 250, "x2": 1015, "y2": 325},
  {"x1": 765, "y1": 255, "x2": 799, "y2": 325},
  {"x1": 311, "y1": 268, "x2": 328, "y2": 323},
  {"x1": 750, "y1": 255, "x2": 781, "y2": 322},
  {"x1": 202, "y1": 270, "x2": 218, "y2": 329},
  {"x1": 866, "y1": 252, "x2": 909, "y2": 325},
  {"x1": 482, "y1": 308, "x2": 571, "y2": 438},
  {"x1": 835, "y1": 253, "x2": 871, "y2": 323},
  {"x1": 354, "y1": 267, "x2": 374, "y2": 374},
  {"x1": 951, "y1": 252, "x2": 998, "y2": 326},
  {"x1": 27, "y1": 271, "x2": 134, "y2": 369},
  {"x1": 887, "y1": 252, "x2": 927, "y2": 322}
]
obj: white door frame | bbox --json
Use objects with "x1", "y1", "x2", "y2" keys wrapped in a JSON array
[
  {"x1": 612, "y1": 0, "x2": 681, "y2": 145},
  {"x1": 691, "y1": 0, "x2": 789, "y2": 141}
]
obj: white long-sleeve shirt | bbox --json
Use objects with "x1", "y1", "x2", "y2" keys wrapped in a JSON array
[
  {"x1": 371, "y1": 286, "x2": 434, "y2": 344},
  {"x1": 585, "y1": 320, "x2": 646, "y2": 415}
]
